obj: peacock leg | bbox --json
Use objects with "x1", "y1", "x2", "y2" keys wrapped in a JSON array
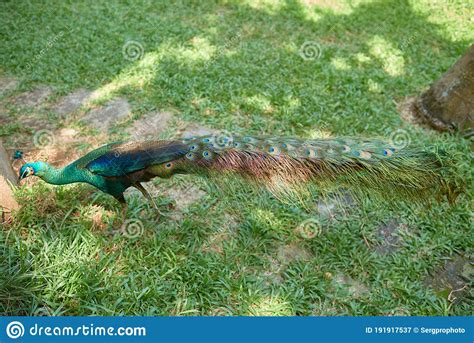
[
  {"x1": 115, "y1": 194, "x2": 128, "y2": 228},
  {"x1": 133, "y1": 183, "x2": 165, "y2": 217}
]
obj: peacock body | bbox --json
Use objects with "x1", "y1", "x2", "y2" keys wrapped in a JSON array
[{"x1": 19, "y1": 134, "x2": 458, "y2": 220}]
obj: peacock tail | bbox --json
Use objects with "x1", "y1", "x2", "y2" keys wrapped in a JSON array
[{"x1": 141, "y1": 134, "x2": 459, "y2": 204}]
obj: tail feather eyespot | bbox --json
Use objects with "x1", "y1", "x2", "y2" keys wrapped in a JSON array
[
  {"x1": 304, "y1": 148, "x2": 317, "y2": 158},
  {"x1": 202, "y1": 150, "x2": 212, "y2": 159},
  {"x1": 267, "y1": 146, "x2": 280, "y2": 155}
]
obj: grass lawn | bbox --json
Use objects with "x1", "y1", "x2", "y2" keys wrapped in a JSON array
[{"x1": 0, "y1": 0, "x2": 472, "y2": 315}]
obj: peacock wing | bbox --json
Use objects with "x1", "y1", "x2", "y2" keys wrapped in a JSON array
[{"x1": 80, "y1": 140, "x2": 189, "y2": 177}]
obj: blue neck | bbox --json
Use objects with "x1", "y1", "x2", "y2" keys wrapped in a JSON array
[{"x1": 40, "y1": 165, "x2": 84, "y2": 185}]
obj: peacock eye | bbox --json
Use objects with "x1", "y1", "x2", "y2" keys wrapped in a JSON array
[
  {"x1": 186, "y1": 153, "x2": 195, "y2": 160},
  {"x1": 165, "y1": 162, "x2": 172, "y2": 168}
]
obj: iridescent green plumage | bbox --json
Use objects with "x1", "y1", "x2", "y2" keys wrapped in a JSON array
[{"x1": 19, "y1": 134, "x2": 460, "y2": 221}]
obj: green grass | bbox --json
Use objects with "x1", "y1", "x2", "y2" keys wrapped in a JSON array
[{"x1": 0, "y1": 0, "x2": 472, "y2": 315}]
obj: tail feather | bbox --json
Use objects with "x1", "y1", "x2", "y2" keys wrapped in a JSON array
[{"x1": 160, "y1": 135, "x2": 459, "y2": 203}]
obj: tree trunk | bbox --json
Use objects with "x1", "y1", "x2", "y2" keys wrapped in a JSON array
[
  {"x1": 0, "y1": 140, "x2": 18, "y2": 222},
  {"x1": 400, "y1": 45, "x2": 474, "y2": 133}
]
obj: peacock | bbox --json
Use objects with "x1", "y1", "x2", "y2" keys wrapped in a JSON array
[{"x1": 18, "y1": 134, "x2": 459, "y2": 223}]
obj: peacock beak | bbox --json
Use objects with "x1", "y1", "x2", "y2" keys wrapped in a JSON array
[{"x1": 19, "y1": 167, "x2": 34, "y2": 181}]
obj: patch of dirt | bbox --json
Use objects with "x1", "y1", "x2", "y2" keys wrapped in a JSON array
[
  {"x1": 166, "y1": 184, "x2": 206, "y2": 210},
  {"x1": 257, "y1": 242, "x2": 314, "y2": 287},
  {"x1": 126, "y1": 111, "x2": 173, "y2": 140},
  {"x1": 202, "y1": 213, "x2": 239, "y2": 254},
  {"x1": 425, "y1": 255, "x2": 472, "y2": 303},
  {"x1": 157, "y1": 183, "x2": 207, "y2": 220},
  {"x1": 19, "y1": 115, "x2": 56, "y2": 132},
  {"x1": 277, "y1": 242, "x2": 312, "y2": 263},
  {"x1": 82, "y1": 98, "x2": 131, "y2": 132},
  {"x1": 316, "y1": 199, "x2": 336, "y2": 217},
  {"x1": 83, "y1": 204, "x2": 114, "y2": 232},
  {"x1": 375, "y1": 219, "x2": 405, "y2": 255},
  {"x1": 33, "y1": 128, "x2": 84, "y2": 165},
  {"x1": 221, "y1": 213, "x2": 239, "y2": 231},
  {"x1": 202, "y1": 230, "x2": 230, "y2": 254},
  {"x1": 53, "y1": 89, "x2": 92, "y2": 117},
  {"x1": 333, "y1": 272, "x2": 370, "y2": 298},
  {"x1": 0, "y1": 77, "x2": 19, "y2": 95},
  {"x1": 177, "y1": 122, "x2": 217, "y2": 138},
  {"x1": 316, "y1": 191, "x2": 355, "y2": 218},
  {"x1": 13, "y1": 85, "x2": 52, "y2": 108},
  {"x1": 262, "y1": 256, "x2": 285, "y2": 286}
]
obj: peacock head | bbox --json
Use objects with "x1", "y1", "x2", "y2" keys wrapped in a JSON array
[{"x1": 19, "y1": 162, "x2": 50, "y2": 181}]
